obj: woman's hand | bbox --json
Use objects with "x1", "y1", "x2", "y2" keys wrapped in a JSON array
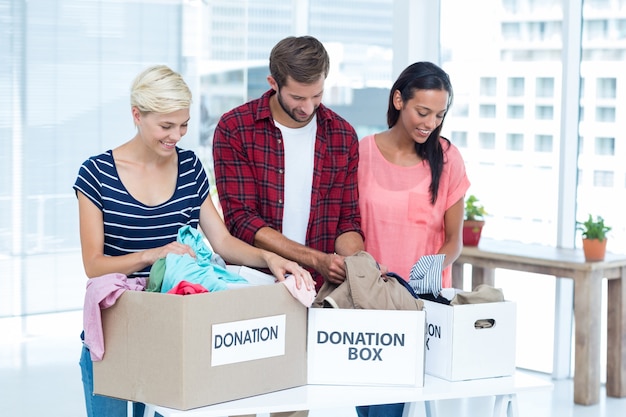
[
  {"x1": 264, "y1": 252, "x2": 315, "y2": 291},
  {"x1": 142, "y1": 242, "x2": 196, "y2": 266}
]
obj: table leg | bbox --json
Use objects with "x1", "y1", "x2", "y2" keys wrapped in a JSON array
[
  {"x1": 492, "y1": 393, "x2": 518, "y2": 417},
  {"x1": 143, "y1": 405, "x2": 156, "y2": 417},
  {"x1": 606, "y1": 266, "x2": 626, "y2": 398},
  {"x1": 452, "y1": 263, "x2": 464, "y2": 289},
  {"x1": 402, "y1": 401, "x2": 437, "y2": 417},
  {"x1": 471, "y1": 266, "x2": 495, "y2": 289},
  {"x1": 552, "y1": 278, "x2": 574, "y2": 379},
  {"x1": 424, "y1": 401, "x2": 437, "y2": 417},
  {"x1": 573, "y1": 270, "x2": 602, "y2": 405}
]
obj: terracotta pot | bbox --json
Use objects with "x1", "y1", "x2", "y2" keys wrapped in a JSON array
[
  {"x1": 582, "y1": 238, "x2": 607, "y2": 262},
  {"x1": 463, "y1": 220, "x2": 485, "y2": 246}
]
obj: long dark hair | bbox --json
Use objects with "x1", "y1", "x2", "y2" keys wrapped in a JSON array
[{"x1": 387, "y1": 62, "x2": 453, "y2": 204}]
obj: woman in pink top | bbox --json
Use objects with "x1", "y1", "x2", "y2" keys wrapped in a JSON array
[{"x1": 356, "y1": 61, "x2": 470, "y2": 417}]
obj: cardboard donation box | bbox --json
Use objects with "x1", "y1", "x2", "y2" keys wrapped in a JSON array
[
  {"x1": 307, "y1": 308, "x2": 426, "y2": 387},
  {"x1": 93, "y1": 284, "x2": 308, "y2": 410},
  {"x1": 423, "y1": 299, "x2": 517, "y2": 381}
]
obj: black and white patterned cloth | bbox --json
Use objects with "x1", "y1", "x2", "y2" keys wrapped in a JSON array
[{"x1": 408, "y1": 254, "x2": 445, "y2": 297}]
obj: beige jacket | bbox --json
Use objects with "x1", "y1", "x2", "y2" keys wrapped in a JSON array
[{"x1": 312, "y1": 251, "x2": 424, "y2": 311}]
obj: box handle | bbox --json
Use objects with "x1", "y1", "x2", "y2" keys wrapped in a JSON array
[{"x1": 474, "y1": 319, "x2": 495, "y2": 329}]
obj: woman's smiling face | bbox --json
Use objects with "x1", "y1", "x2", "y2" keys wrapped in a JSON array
[
  {"x1": 395, "y1": 88, "x2": 448, "y2": 144},
  {"x1": 134, "y1": 107, "x2": 190, "y2": 154}
]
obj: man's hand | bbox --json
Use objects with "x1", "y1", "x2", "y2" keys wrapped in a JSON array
[{"x1": 317, "y1": 253, "x2": 348, "y2": 285}]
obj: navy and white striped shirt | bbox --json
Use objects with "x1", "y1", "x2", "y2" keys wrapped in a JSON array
[{"x1": 73, "y1": 148, "x2": 210, "y2": 278}]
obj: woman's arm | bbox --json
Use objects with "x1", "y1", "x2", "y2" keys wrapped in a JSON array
[
  {"x1": 438, "y1": 196, "x2": 465, "y2": 268},
  {"x1": 198, "y1": 198, "x2": 314, "y2": 289}
]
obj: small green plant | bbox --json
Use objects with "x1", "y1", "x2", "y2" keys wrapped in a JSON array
[
  {"x1": 464, "y1": 195, "x2": 487, "y2": 221},
  {"x1": 576, "y1": 214, "x2": 611, "y2": 242}
]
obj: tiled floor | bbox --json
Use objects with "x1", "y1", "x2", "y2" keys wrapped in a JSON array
[{"x1": 1, "y1": 310, "x2": 624, "y2": 417}]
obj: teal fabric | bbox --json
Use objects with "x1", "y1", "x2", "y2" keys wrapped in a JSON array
[{"x1": 161, "y1": 226, "x2": 247, "y2": 293}]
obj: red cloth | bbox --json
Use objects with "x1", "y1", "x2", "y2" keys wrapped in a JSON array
[{"x1": 166, "y1": 280, "x2": 209, "y2": 295}]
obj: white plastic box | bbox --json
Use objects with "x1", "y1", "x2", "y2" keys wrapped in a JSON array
[{"x1": 423, "y1": 299, "x2": 517, "y2": 381}]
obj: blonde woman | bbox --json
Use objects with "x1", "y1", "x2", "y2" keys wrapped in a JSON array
[{"x1": 74, "y1": 65, "x2": 313, "y2": 417}]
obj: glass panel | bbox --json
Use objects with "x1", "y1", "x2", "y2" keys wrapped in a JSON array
[
  {"x1": 507, "y1": 105, "x2": 525, "y2": 119},
  {"x1": 441, "y1": 0, "x2": 565, "y2": 375},
  {"x1": 534, "y1": 134, "x2": 554, "y2": 152},
  {"x1": 441, "y1": 0, "x2": 563, "y2": 246},
  {"x1": 480, "y1": 77, "x2": 498, "y2": 96},
  {"x1": 451, "y1": 131, "x2": 468, "y2": 147},
  {"x1": 536, "y1": 77, "x2": 555, "y2": 97},
  {"x1": 506, "y1": 133, "x2": 524, "y2": 151},
  {"x1": 580, "y1": 3, "x2": 626, "y2": 251},
  {"x1": 508, "y1": 77, "x2": 525, "y2": 96},
  {"x1": 1, "y1": 0, "x2": 186, "y2": 317},
  {"x1": 594, "y1": 137, "x2": 615, "y2": 155},
  {"x1": 1, "y1": 0, "x2": 396, "y2": 318}
]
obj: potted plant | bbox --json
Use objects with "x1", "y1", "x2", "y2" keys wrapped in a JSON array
[
  {"x1": 463, "y1": 194, "x2": 487, "y2": 246},
  {"x1": 576, "y1": 214, "x2": 611, "y2": 261}
]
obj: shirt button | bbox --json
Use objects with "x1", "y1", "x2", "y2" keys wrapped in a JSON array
[
  {"x1": 278, "y1": 199, "x2": 283, "y2": 204},
  {"x1": 278, "y1": 168, "x2": 284, "y2": 174},
  {"x1": 277, "y1": 139, "x2": 282, "y2": 144}
]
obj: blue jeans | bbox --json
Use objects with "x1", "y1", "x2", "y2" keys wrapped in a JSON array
[
  {"x1": 356, "y1": 403, "x2": 405, "y2": 417},
  {"x1": 80, "y1": 344, "x2": 161, "y2": 417}
]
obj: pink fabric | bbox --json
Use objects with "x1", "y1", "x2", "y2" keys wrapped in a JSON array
[
  {"x1": 358, "y1": 135, "x2": 470, "y2": 287},
  {"x1": 166, "y1": 280, "x2": 209, "y2": 295},
  {"x1": 281, "y1": 275, "x2": 316, "y2": 307},
  {"x1": 83, "y1": 273, "x2": 146, "y2": 361}
]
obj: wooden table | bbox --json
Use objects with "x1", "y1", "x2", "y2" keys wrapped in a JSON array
[
  {"x1": 451, "y1": 238, "x2": 626, "y2": 405},
  {"x1": 145, "y1": 372, "x2": 552, "y2": 417}
]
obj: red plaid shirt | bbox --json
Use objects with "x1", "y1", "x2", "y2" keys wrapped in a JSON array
[{"x1": 213, "y1": 90, "x2": 363, "y2": 285}]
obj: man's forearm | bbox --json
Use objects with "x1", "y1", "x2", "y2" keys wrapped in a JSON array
[
  {"x1": 334, "y1": 231, "x2": 364, "y2": 256},
  {"x1": 253, "y1": 226, "x2": 326, "y2": 270}
]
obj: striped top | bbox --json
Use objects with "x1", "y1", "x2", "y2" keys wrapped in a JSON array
[{"x1": 73, "y1": 148, "x2": 210, "y2": 278}]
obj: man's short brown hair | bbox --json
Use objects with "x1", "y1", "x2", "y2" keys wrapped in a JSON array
[{"x1": 269, "y1": 36, "x2": 330, "y2": 88}]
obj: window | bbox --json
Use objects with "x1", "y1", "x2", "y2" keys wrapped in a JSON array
[
  {"x1": 618, "y1": 19, "x2": 626, "y2": 39},
  {"x1": 534, "y1": 135, "x2": 553, "y2": 152},
  {"x1": 595, "y1": 137, "x2": 615, "y2": 155},
  {"x1": 0, "y1": 0, "x2": 186, "y2": 317},
  {"x1": 502, "y1": 22, "x2": 521, "y2": 40},
  {"x1": 506, "y1": 133, "x2": 524, "y2": 151},
  {"x1": 535, "y1": 105, "x2": 554, "y2": 120},
  {"x1": 452, "y1": 102, "x2": 469, "y2": 117},
  {"x1": 536, "y1": 77, "x2": 555, "y2": 98},
  {"x1": 451, "y1": 131, "x2": 468, "y2": 147},
  {"x1": 593, "y1": 170, "x2": 614, "y2": 187},
  {"x1": 478, "y1": 132, "x2": 496, "y2": 149},
  {"x1": 0, "y1": 0, "x2": 397, "y2": 319},
  {"x1": 595, "y1": 106, "x2": 616, "y2": 122},
  {"x1": 479, "y1": 104, "x2": 497, "y2": 118},
  {"x1": 507, "y1": 105, "x2": 524, "y2": 119},
  {"x1": 596, "y1": 77, "x2": 616, "y2": 99},
  {"x1": 585, "y1": 19, "x2": 608, "y2": 40},
  {"x1": 480, "y1": 77, "x2": 497, "y2": 96},
  {"x1": 508, "y1": 77, "x2": 525, "y2": 97}
]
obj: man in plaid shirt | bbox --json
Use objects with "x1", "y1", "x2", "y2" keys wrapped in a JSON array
[{"x1": 213, "y1": 35, "x2": 364, "y2": 293}]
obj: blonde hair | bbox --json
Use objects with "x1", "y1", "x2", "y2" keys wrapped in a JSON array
[{"x1": 130, "y1": 65, "x2": 192, "y2": 114}]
